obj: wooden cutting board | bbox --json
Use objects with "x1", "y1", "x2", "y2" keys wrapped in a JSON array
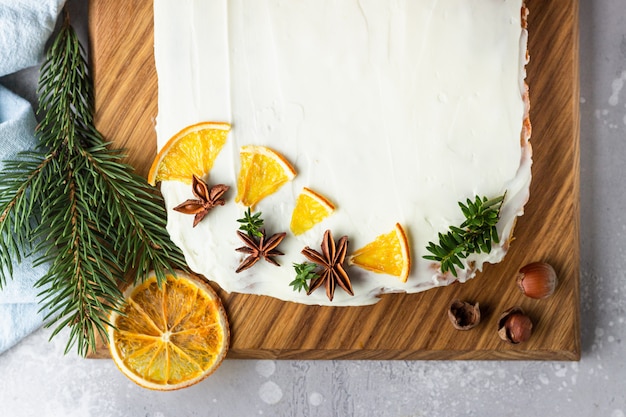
[{"x1": 89, "y1": 0, "x2": 580, "y2": 360}]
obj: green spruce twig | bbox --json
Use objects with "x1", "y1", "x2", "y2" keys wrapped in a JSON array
[
  {"x1": 423, "y1": 194, "x2": 505, "y2": 277},
  {"x1": 0, "y1": 9, "x2": 187, "y2": 356}
]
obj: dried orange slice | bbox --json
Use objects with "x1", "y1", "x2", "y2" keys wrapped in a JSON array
[
  {"x1": 348, "y1": 223, "x2": 411, "y2": 283},
  {"x1": 235, "y1": 145, "x2": 296, "y2": 208},
  {"x1": 148, "y1": 122, "x2": 231, "y2": 185},
  {"x1": 108, "y1": 270, "x2": 229, "y2": 391},
  {"x1": 290, "y1": 187, "x2": 335, "y2": 235}
]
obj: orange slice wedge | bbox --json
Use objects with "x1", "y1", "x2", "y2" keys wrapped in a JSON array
[
  {"x1": 108, "y1": 270, "x2": 229, "y2": 391},
  {"x1": 235, "y1": 145, "x2": 296, "y2": 208},
  {"x1": 148, "y1": 122, "x2": 231, "y2": 185},
  {"x1": 348, "y1": 223, "x2": 411, "y2": 283},
  {"x1": 290, "y1": 187, "x2": 335, "y2": 235}
]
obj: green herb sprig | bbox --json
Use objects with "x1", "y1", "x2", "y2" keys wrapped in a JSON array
[
  {"x1": 423, "y1": 194, "x2": 505, "y2": 277},
  {"x1": 237, "y1": 207, "x2": 264, "y2": 238},
  {"x1": 290, "y1": 262, "x2": 319, "y2": 293},
  {"x1": 0, "y1": 11, "x2": 187, "y2": 356}
]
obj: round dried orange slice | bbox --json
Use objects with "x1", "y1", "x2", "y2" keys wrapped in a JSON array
[
  {"x1": 348, "y1": 223, "x2": 411, "y2": 283},
  {"x1": 290, "y1": 187, "x2": 335, "y2": 235},
  {"x1": 148, "y1": 122, "x2": 231, "y2": 186},
  {"x1": 108, "y1": 270, "x2": 229, "y2": 391},
  {"x1": 235, "y1": 145, "x2": 296, "y2": 208}
]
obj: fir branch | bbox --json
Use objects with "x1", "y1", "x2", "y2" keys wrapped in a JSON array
[
  {"x1": 423, "y1": 194, "x2": 505, "y2": 277},
  {"x1": 0, "y1": 10, "x2": 187, "y2": 356},
  {"x1": 0, "y1": 153, "x2": 55, "y2": 286},
  {"x1": 79, "y1": 147, "x2": 187, "y2": 285}
]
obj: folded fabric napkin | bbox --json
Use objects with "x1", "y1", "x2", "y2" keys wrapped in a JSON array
[{"x1": 0, "y1": 0, "x2": 66, "y2": 354}]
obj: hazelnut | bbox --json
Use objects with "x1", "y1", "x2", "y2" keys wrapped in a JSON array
[
  {"x1": 447, "y1": 299, "x2": 481, "y2": 330},
  {"x1": 517, "y1": 262, "x2": 558, "y2": 299},
  {"x1": 497, "y1": 307, "x2": 533, "y2": 344}
]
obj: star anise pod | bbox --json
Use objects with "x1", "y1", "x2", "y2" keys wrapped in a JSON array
[
  {"x1": 173, "y1": 174, "x2": 229, "y2": 227},
  {"x1": 235, "y1": 230, "x2": 286, "y2": 272},
  {"x1": 301, "y1": 230, "x2": 353, "y2": 301}
]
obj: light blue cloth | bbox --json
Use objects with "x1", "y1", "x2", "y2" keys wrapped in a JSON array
[
  {"x1": 0, "y1": 0, "x2": 66, "y2": 354},
  {"x1": 0, "y1": 0, "x2": 65, "y2": 77}
]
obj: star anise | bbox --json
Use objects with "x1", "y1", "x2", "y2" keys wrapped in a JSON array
[
  {"x1": 173, "y1": 174, "x2": 229, "y2": 227},
  {"x1": 301, "y1": 230, "x2": 353, "y2": 301},
  {"x1": 235, "y1": 230, "x2": 286, "y2": 272}
]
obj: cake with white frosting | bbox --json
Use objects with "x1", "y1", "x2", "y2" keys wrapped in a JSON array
[{"x1": 153, "y1": 0, "x2": 531, "y2": 306}]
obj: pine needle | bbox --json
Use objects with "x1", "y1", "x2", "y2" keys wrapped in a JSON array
[{"x1": 0, "y1": 9, "x2": 187, "y2": 356}]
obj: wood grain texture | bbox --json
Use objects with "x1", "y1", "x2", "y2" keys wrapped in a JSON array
[{"x1": 89, "y1": 0, "x2": 580, "y2": 360}]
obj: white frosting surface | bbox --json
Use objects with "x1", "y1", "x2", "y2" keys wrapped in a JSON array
[{"x1": 153, "y1": 0, "x2": 530, "y2": 305}]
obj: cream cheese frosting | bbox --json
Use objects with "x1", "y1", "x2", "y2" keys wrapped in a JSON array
[{"x1": 153, "y1": 0, "x2": 531, "y2": 306}]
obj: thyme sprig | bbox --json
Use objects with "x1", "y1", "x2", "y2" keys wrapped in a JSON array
[
  {"x1": 237, "y1": 207, "x2": 264, "y2": 238},
  {"x1": 289, "y1": 262, "x2": 319, "y2": 293},
  {"x1": 424, "y1": 194, "x2": 505, "y2": 277},
  {"x1": 0, "y1": 11, "x2": 187, "y2": 356}
]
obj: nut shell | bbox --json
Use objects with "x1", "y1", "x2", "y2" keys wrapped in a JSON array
[
  {"x1": 448, "y1": 299, "x2": 481, "y2": 330},
  {"x1": 497, "y1": 307, "x2": 533, "y2": 344}
]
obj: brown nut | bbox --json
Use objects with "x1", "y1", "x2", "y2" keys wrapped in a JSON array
[
  {"x1": 517, "y1": 262, "x2": 558, "y2": 299},
  {"x1": 448, "y1": 299, "x2": 481, "y2": 330},
  {"x1": 497, "y1": 307, "x2": 533, "y2": 344}
]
